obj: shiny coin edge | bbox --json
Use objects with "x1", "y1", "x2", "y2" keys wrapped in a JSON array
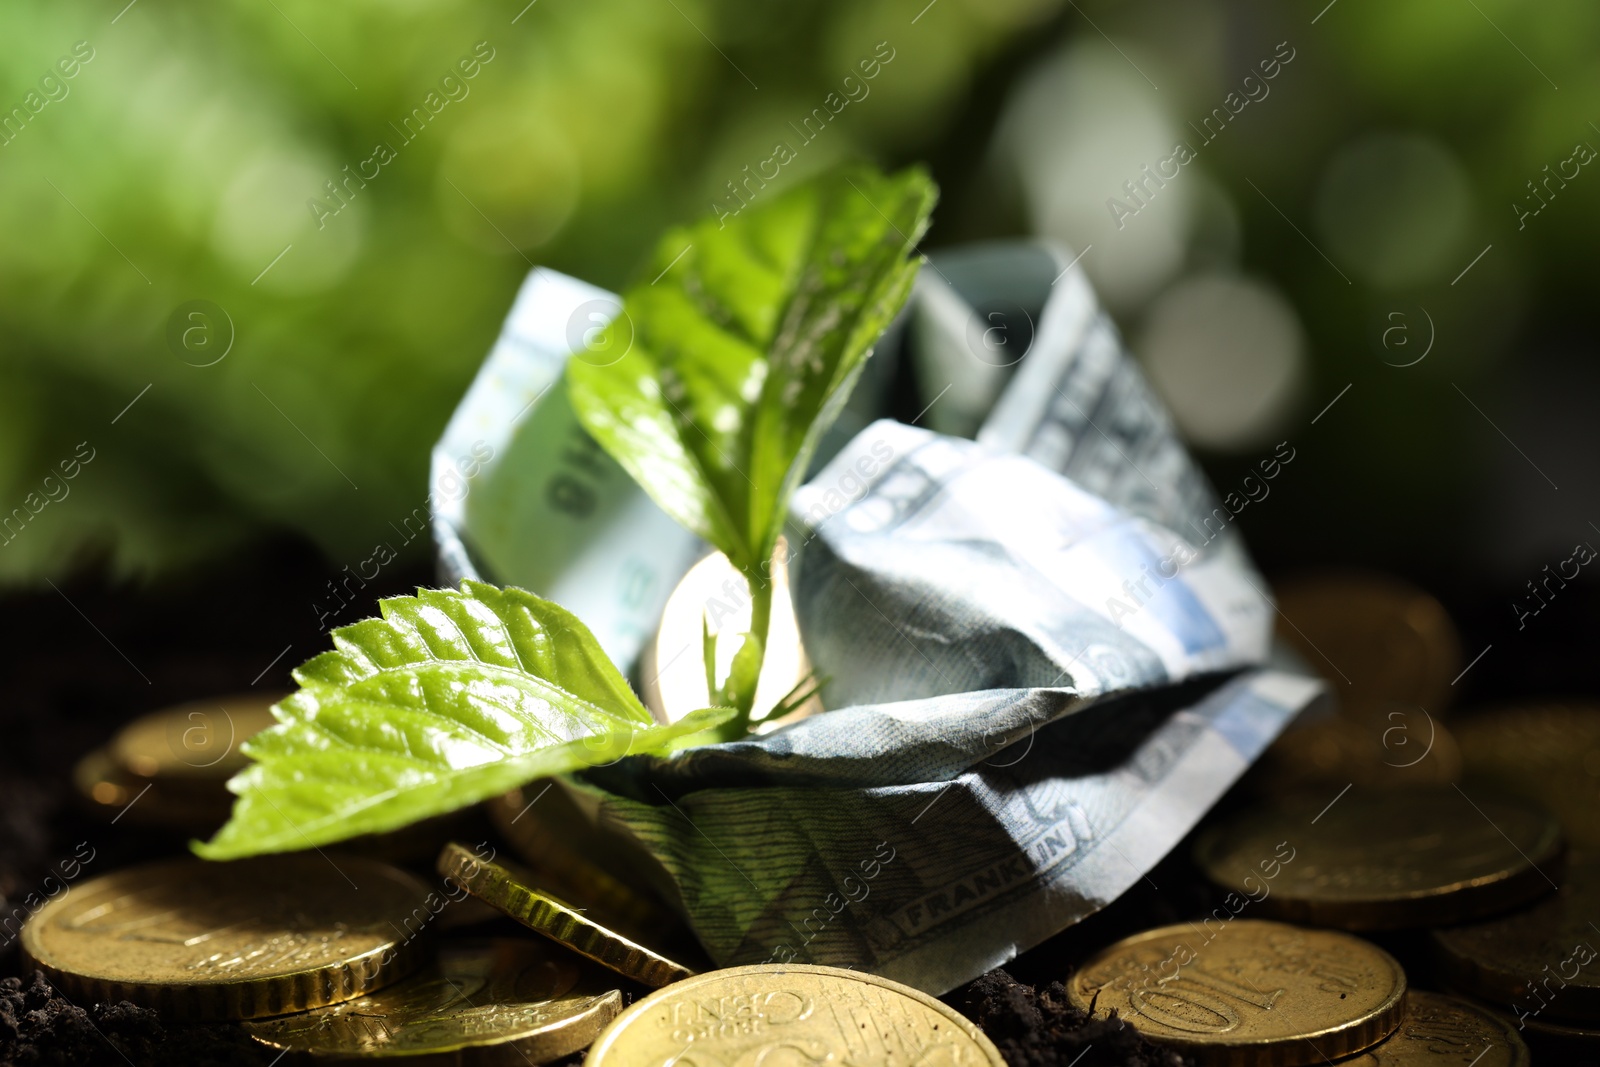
[
  {"x1": 244, "y1": 939, "x2": 625, "y2": 1061},
  {"x1": 438, "y1": 842, "x2": 694, "y2": 988}
]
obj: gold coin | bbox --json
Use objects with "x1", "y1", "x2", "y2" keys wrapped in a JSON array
[
  {"x1": 73, "y1": 746, "x2": 234, "y2": 832},
  {"x1": 583, "y1": 962, "x2": 1005, "y2": 1066},
  {"x1": 1246, "y1": 708, "x2": 1462, "y2": 795},
  {"x1": 637, "y1": 539, "x2": 822, "y2": 728},
  {"x1": 246, "y1": 938, "x2": 623, "y2": 1063},
  {"x1": 1273, "y1": 573, "x2": 1461, "y2": 716},
  {"x1": 1454, "y1": 703, "x2": 1600, "y2": 846},
  {"x1": 74, "y1": 694, "x2": 285, "y2": 835},
  {"x1": 1432, "y1": 854, "x2": 1600, "y2": 1026},
  {"x1": 1340, "y1": 991, "x2": 1529, "y2": 1066},
  {"x1": 111, "y1": 692, "x2": 283, "y2": 781},
  {"x1": 488, "y1": 783, "x2": 676, "y2": 934},
  {"x1": 1067, "y1": 920, "x2": 1405, "y2": 1065},
  {"x1": 20, "y1": 856, "x2": 429, "y2": 1020},
  {"x1": 438, "y1": 842, "x2": 700, "y2": 988},
  {"x1": 1194, "y1": 787, "x2": 1563, "y2": 930}
]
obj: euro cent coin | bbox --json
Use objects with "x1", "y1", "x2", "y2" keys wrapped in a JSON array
[
  {"x1": 583, "y1": 963, "x2": 1006, "y2": 1067},
  {"x1": 110, "y1": 692, "x2": 283, "y2": 781},
  {"x1": 1454, "y1": 703, "x2": 1600, "y2": 847},
  {"x1": 1245, "y1": 707, "x2": 1462, "y2": 795},
  {"x1": 438, "y1": 842, "x2": 699, "y2": 988},
  {"x1": 1339, "y1": 991, "x2": 1528, "y2": 1066},
  {"x1": 1194, "y1": 787, "x2": 1562, "y2": 930},
  {"x1": 20, "y1": 856, "x2": 430, "y2": 1020},
  {"x1": 246, "y1": 938, "x2": 623, "y2": 1063},
  {"x1": 1517, "y1": 1013, "x2": 1600, "y2": 1060},
  {"x1": 1067, "y1": 920, "x2": 1406, "y2": 1065},
  {"x1": 1432, "y1": 854, "x2": 1600, "y2": 1026},
  {"x1": 1273, "y1": 573, "x2": 1461, "y2": 716},
  {"x1": 72, "y1": 746, "x2": 233, "y2": 832}
]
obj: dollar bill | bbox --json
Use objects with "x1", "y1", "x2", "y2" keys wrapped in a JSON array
[
  {"x1": 787, "y1": 420, "x2": 1271, "y2": 707},
  {"x1": 912, "y1": 239, "x2": 1230, "y2": 545},
  {"x1": 978, "y1": 264, "x2": 1235, "y2": 556},
  {"x1": 585, "y1": 667, "x2": 1319, "y2": 995},
  {"x1": 906, "y1": 241, "x2": 1064, "y2": 440},
  {"x1": 430, "y1": 268, "x2": 702, "y2": 674}
]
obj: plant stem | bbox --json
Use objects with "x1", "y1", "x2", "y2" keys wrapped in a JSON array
[
  {"x1": 748, "y1": 572, "x2": 773, "y2": 676},
  {"x1": 722, "y1": 562, "x2": 773, "y2": 739}
]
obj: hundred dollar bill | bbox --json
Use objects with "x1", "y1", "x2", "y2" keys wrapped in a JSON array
[
  {"x1": 912, "y1": 239, "x2": 1227, "y2": 544},
  {"x1": 430, "y1": 268, "x2": 702, "y2": 674},
  {"x1": 585, "y1": 665, "x2": 1318, "y2": 995},
  {"x1": 788, "y1": 421, "x2": 1271, "y2": 707},
  {"x1": 570, "y1": 240, "x2": 1313, "y2": 992}
]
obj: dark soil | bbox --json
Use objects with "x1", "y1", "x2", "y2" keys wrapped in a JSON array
[
  {"x1": 0, "y1": 971, "x2": 267, "y2": 1067},
  {"x1": 948, "y1": 970, "x2": 1191, "y2": 1067}
]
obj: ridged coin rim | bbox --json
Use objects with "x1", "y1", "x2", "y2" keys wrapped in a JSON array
[
  {"x1": 19, "y1": 857, "x2": 430, "y2": 1021},
  {"x1": 438, "y1": 841, "x2": 695, "y2": 988},
  {"x1": 1067, "y1": 920, "x2": 1407, "y2": 1067}
]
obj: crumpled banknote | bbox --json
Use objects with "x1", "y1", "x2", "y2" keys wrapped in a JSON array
[
  {"x1": 432, "y1": 240, "x2": 1322, "y2": 994},
  {"x1": 429, "y1": 268, "x2": 702, "y2": 675}
]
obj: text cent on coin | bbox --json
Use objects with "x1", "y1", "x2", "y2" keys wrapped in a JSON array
[
  {"x1": 1067, "y1": 920, "x2": 1406, "y2": 1066},
  {"x1": 20, "y1": 856, "x2": 430, "y2": 1020},
  {"x1": 439, "y1": 841, "x2": 698, "y2": 988},
  {"x1": 583, "y1": 963, "x2": 1005, "y2": 1067},
  {"x1": 247, "y1": 939, "x2": 623, "y2": 1063},
  {"x1": 1195, "y1": 788, "x2": 1563, "y2": 930}
]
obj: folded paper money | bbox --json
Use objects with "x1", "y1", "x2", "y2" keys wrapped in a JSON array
[{"x1": 431, "y1": 241, "x2": 1322, "y2": 995}]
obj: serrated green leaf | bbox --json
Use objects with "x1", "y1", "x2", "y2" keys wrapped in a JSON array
[
  {"x1": 194, "y1": 581, "x2": 734, "y2": 860},
  {"x1": 566, "y1": 164, "x2": 938, "y2": 577}
]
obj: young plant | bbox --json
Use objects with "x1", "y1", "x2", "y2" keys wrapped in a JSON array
[
  {"x1": 568, "y1": 164, "x2": 935, "y2": 730},
  {"x1": 195, "y1": 164, "x2": 936, "y2": 860}
]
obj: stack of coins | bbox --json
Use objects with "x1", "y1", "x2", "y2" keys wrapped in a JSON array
[
  {"x1": 1120, "y1": 570, "x2": 1598, "y2": 1064},
  {"x1": 1136, "y1": 778, "x2": 1554, "y2": 1064},
  {"x1": 17, "y1": 850, "x2": 637, "y2": 1063},
  {"x1": 1068, "y1": 783, "x2": 1555, "y2": 1067}
]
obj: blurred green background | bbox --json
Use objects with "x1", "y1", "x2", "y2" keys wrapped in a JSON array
[{"x1": 1, "y1": 0, "x2": 1595, "y2": 588}]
